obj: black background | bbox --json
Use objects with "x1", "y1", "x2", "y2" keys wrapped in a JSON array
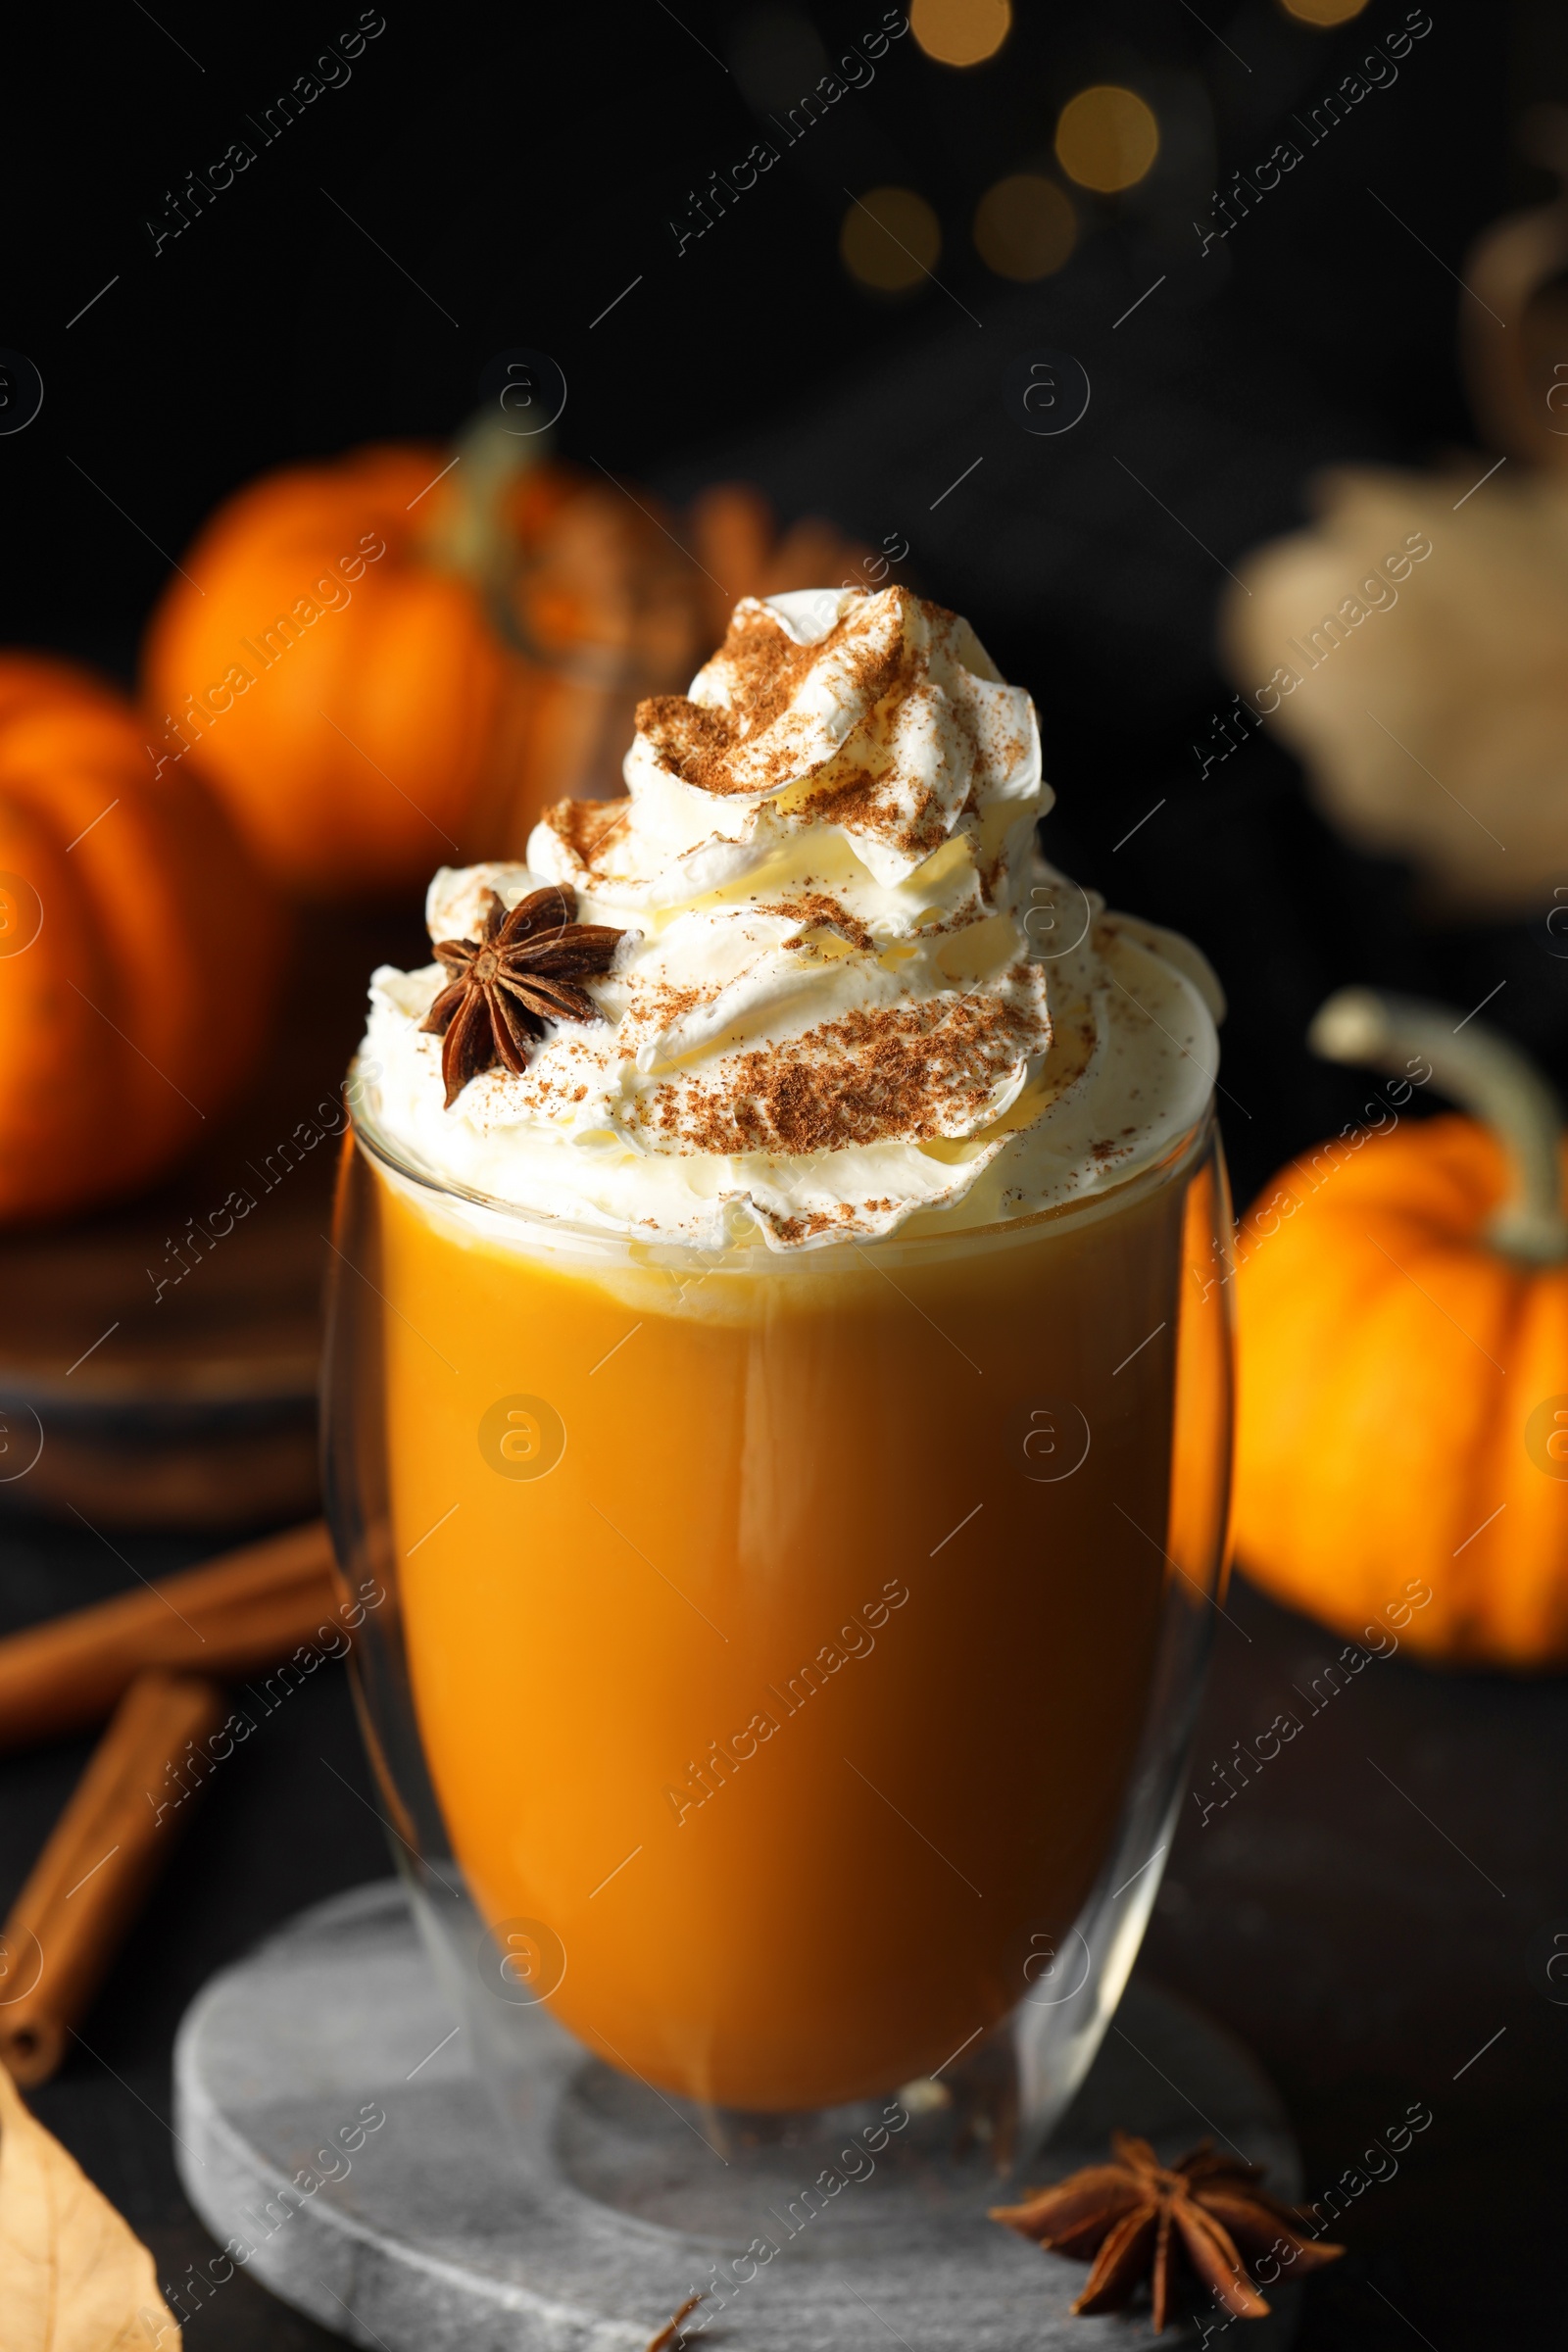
[{"x1": 3, "y1": 1, "x2": 1567, "y2": 2345}]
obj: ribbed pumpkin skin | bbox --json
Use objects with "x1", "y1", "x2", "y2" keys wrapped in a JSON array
[
  {"x1": 1234, "y1": 1112, "x2": 1568, "y2": 1668},
  {"x1": 0, "y1": 658, "x2": 284, "y2": 1222},
  {"x1": 140, "y1": 445, "x2": 517, "y2": 897}
]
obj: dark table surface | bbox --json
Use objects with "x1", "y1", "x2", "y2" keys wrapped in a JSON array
[{"x1": 1, "y1": 1512, "x2": 1561, "y2": 2352}]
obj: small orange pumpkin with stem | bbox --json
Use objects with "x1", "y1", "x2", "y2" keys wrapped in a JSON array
[
  {"x1": 139, "y1": 422, "x2": 710, "y2": 896},
  {"x1": 1233, "y1": 988, "x2": 1568, "y2": 1667},
  {"x1": 140, "y1": 434, "x2": 524, "y2": 898},
  {"x1": 0, "y1": 656, "x2": 284, "y2": 1223}
]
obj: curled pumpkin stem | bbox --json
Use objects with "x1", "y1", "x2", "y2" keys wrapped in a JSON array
[{"x1": 1310, "y1": 987, "x2": 1568, "y2": 1264}]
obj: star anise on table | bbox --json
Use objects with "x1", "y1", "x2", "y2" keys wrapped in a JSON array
[
  {"x1": 419, "y1": 884, "x2": 626, "y2": 1107},
  {"x1": 991, "y1": 2131, "x2": 1343, "y2": 2333}
]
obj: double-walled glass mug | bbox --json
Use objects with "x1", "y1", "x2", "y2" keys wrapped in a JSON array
[{"x1": 322, "y1": 1076, "x2": 1234, "y2": 2211}]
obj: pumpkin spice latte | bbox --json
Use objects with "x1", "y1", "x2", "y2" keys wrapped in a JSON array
[{"x1": 344, "y1": 586, "x2": 1228, "y2": 2111}]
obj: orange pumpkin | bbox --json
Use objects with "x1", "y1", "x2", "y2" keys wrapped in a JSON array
[
  {"x1": 1233, "y1": 989, "x2": 1568, "y2": 1667},
  {"x1": 0, "y1": 658, "x2": 284, "y2": 1222},
  {"x1": 140, "y1": 441, "x2": 521, "y2": 898}
]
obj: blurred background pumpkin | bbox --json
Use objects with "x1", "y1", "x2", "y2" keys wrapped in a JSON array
[
  {"x1": 1233, "y1": 988, "x2": 1568, "y2": 1669},
  {"x1": 140, "y1": 433, "x2": 538, "y2": 899},
  {"x1": 0, "y1": 657, "x2": 283, "y2": 1225},
  {"x1": 1219, "y1": 126, "x2": 1568, "y2": 920},
  {"x1": 1220, "y1": 462, "x2": 1568, "y2": 919}
]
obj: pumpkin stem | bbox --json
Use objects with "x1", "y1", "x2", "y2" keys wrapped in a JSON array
[
  {"x1": 417, "y1": 408, "x2": 549, "y2": 583},
  {"x1": 1310, "y1": 988, "x2": 1568, "y2": 1263}
]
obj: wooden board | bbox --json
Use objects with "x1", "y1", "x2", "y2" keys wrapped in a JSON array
[{"x1": 0, "y1": 901, "x2": 428, "y2": 1530}]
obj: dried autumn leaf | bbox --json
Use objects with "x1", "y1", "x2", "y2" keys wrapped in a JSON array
[{"x1": 0, "y1": 2060, "x2": 178, "y2": 2350}]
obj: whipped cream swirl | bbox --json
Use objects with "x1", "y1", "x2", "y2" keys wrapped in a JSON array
[{"x1": 363, "y1": 587, "x2": 1222, "y2": 1250}]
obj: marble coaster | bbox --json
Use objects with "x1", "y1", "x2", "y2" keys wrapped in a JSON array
[{"x1": 172, "y1": 1882, "x2": 1300, "y2": 2349}]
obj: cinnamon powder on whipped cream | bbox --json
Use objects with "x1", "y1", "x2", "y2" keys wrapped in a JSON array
[
  {"x1": 765, "y1": 893, "x2": 875, "y2": 952},
  {"x1": 640, "y1": 986, "x2": 1041, "y2": 1158},
  {"x1": 635, "y1": 597, "x2": 907, "y2": 799}
]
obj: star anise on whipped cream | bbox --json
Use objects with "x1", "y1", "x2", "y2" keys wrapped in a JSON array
[
  {"x1": 419, "y1": 884, "x2": 625, "y2": 1108},
  {"x1": 991, "y1": 2132, "x2": 1343, "y2": 2332}
]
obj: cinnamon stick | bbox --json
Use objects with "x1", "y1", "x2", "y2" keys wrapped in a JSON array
[
  {"x1": 0, "y1": 1519, "x2": 341, "y2": 1754},
  {"x1": 0, "y1": 1671, "x2": 225, "y2": 2083}
]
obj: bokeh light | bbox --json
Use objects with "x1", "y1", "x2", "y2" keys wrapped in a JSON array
[
  {"x1": 909, "y1": 0, "x2": 1011, "y2": 67},
  {"x1": 1054, "y1": 85, "x2": 1160, "y2": 194},
  {"x1": 727, "y1": 6, "x2": 826, "y2": 110},
  {"x1": 1279, "y1": 0, "x2": 1369, "y2": 22},
  {"x1": 841, "y1": 187, "x2": 942, "y2": 293},
  {"x1": 973, "y1": 174, "x2": 1077, "y2": 280}
]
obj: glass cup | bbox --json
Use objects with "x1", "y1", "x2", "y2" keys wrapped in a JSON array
[{"x1": 322, "y1": 1081, "x2": 1234, "y2": 2200}]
